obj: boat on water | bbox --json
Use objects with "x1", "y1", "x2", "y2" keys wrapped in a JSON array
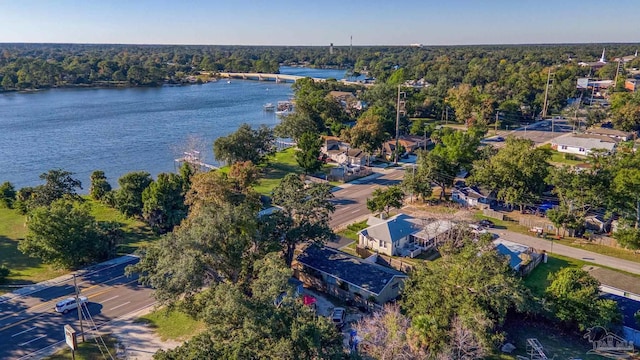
[
  {"x1": 226, "y1": 80, "x2": 231, "y2": 84},
  {"x1": 275, "y1": 109, "x2": 289, "y2": 116},
  {"x1": 263, "y1": 103, "x2": 275, "y2": 111},
  {"x1": 276, "y1": 100, "x2": 294, "y2": 112}
]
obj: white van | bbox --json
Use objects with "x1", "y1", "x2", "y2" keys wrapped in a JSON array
[{"x1": 55, "y1": 296, "x2": 88, "y2": 313}]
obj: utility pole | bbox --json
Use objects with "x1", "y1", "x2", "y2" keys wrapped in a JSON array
[
  {"x1": 394, "y1": 85, "x2": 405, "y2": 165},
  {"x1": 495, "y1": 112, "x2": 499, "y2": 134},
  {"x1": 73, "y1": 275, "x2": 85, "y2": 342},
  {"x1": 542, "y1": 68, "x2": 553, "y2": 119}
]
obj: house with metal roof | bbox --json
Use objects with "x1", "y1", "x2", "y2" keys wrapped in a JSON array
[
  {"x1": 551, "y1": 133, "x2": 618, "y2": 156},
  {"x1": 293, "y1": 246, "x2": 407, "y2": 304}
]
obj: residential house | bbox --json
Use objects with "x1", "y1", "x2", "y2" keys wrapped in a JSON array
[
  {"x1": 327, "y1": 91, "x2": 364, "y2": 113},
  {"x1": 294, "y1": 246, "x2": 407, "y2": 305},
  {"x1": 493, "y1": 239, "x2": 541, "y2": 276},
  {"x1": 585, "y1": 215, "x2": 611, "y2": 233},
  {"x1": 320, "y1": 136, "x2": 372, "y2": 166},
  {"x1": 382, "y1": 136, "x2": 428, "y2": 159},
  {"x1": 336, "y1": 148, "x2": 369, "y2": 166},
  {"x1": 585, "y1": 128, "x2": 634, "y2": 141},
  {"x1": 358, "y1": 214, "x2": 454, "y2": 258},
  {"x1": 551, "y1": 133, "x2": 618, "y2": 156},
  {"x1": 451, "y1": 186, "x2": 495, "y2": 209}
]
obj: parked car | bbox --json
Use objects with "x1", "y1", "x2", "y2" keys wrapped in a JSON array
[
  {"x1": 55, "y1": 296, "x2": 88, "y2": 314},
  {"x1": 331, "y1": 307, "x2": 346, "y2": 329},
  {"x1": 478, "y1": 219, "x2": 495, "y2": 228}
]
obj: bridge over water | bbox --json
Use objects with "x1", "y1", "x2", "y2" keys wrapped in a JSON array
[{"x1": 215, "y1": 72, "x2": 373, "y2": 87}]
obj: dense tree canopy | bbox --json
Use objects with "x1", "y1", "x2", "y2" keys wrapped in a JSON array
[
  {"x1": 295, "y1": 132, "x2": 324, "y2": 174},
  {"x1": 366, "y1": 186, "x2": 405, "y2": 217},
  {"x1": 114, "y1": 171, "x2": 153, "y2": 218},
  {"x1": 0, "y1": 181, "x2": 16, "y2": 209},
  {"x1": 402, "y1": 239, "x2": 527, "y2": 357},
  {"x1": 19, "y1": 199, "x2": 121, "y2": 269},
  {"x1": 17, "y1": 169, "x2": 83, "y2": 212},
  {"x1": 154, "y1": 256, "x2": 343, "y2": 360},
  {"x1": 129, "y1": 201, "x2": 272, "y2": 304},
  {"x1": 269, "y1": 174, "x2": 335, "y2": 266},
  {"x1": 545, "y1": 268, "x2": 620, "y2": 331},
  {"x1": 471, "y1": 138, "x2": 550, "y2": 211},
  {"x1": 142, "y1": 172, "x2": 187, "y2": 234},
  {"x1": 213, "y1": 123, "x2": 274, "y2": 165},
  {"x1": 89, "y1": 170, "x2": 112, "y2": 201}
]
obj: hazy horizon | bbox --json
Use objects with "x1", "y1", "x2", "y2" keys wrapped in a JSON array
[{"x1": 1, "y1": 0, "x2": 638, "y2": 46}]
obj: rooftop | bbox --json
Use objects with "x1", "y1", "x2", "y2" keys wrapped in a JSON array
[
  {"x1": 296, "y1": 246, "x2": 407, "y2": 295},
  {"x1": 551, "y1": 134, "x2": 617, "y2": 151},
  {"x1": 585, "y1": 128, "x2": 633, "y2": 138},
  {"x1": 360, "y1": 214, "x2": 421, "y2": 244}
]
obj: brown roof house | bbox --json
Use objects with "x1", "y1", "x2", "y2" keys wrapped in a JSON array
[
  {"x1": 320, "y1": 136, "x2": 372, "y2": 166},
  {"x1": 327, "y1": 91, "x2": 365, "y2": 113},
  {"x1": 382, "y1": 136, "x2": 428, "y2": 159}
]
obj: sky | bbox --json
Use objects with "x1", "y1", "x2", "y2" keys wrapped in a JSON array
[{"x1": 0, "y1": 0, "x2": 638, "y2": 46}]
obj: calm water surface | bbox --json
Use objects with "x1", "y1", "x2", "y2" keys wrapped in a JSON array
[{"x1": 0, "y1": 67, "x2": 346, "y2": 190}]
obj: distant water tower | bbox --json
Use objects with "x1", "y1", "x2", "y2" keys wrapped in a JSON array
[{"x1": 330, "y1": 43, "x2": 334, "y2": 55}]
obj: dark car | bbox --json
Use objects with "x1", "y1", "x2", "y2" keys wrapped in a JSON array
[{"x1": 478, "y1": 219, "x2": 495, "y2": 228}]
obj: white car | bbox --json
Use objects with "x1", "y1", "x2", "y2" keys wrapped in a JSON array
[{"x1": 55, "y1": 296, "x2": 88, "y2": 314}]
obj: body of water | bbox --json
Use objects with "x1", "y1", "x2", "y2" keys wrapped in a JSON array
[{"x1": 0, "y1": 67, "x2": 347, "y2": 190}]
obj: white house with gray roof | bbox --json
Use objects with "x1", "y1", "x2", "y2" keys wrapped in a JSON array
[
  {"x1": 551, "y1": 133, "x2": 617, "y2": 156},
  {"x1": 358, "y1": 214, "x2": 454, "y2": 258}
]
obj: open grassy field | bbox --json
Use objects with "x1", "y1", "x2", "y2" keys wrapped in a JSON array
[
  {"x1": 136, "y1": 308, "x2": 205, "y2": 341},
  {"x1": 254, "y1": 148, "x2": 304, "y2": 195},
  {"x1": 88, "y1": 199, "x2": 157, "y2": 255},
  {"x1": 0, "y1": 207, "x2": 59, "y2": 284},
  {"x1": 0, "y1": 199, "x2": 156, "y2": 286}
]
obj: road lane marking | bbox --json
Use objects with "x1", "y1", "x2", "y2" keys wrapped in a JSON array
[
  {"x1": 110, "y1": 301, "x2": 131, "y2": 311},
  {"x1": 0, "y1": 257, "x2": 139, "y2": 305},
  {"x1": 100, "y1": 295, "x2": 119, "y2": 304},
  {"x1": 350, "y1": 209, "x2": 360, "y2": 214},
  {"x1": 0, "y1": 274, "x2": 130, "y2": 322},
  {"x1": 0, "y1": 312, "x2": 48, "y2": 333},
  {"x1": 0, "y1": 279, "x2": 142, "y2": 333},
  {"x1": 11, "y1": 326, "x2": 36, "y2": 337},
  {"x1": 19, "y1": 334, "x2": 47, "y2": 346}
]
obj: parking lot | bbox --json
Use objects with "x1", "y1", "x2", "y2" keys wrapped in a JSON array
[{"x1": 483, "y1": 119, "x2": 573, "y2": 149}]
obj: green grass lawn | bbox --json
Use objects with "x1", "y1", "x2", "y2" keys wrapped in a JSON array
[
  {"x1": 337, "y1": 221, "x2": 368, "y2": 241},
  {"x1": 538, "y1": 144, "x2": 585, "y2": 166},
  {"x1": 88, "y1": 199, "x2": 158, "y2": 255},
  {"x1": 254, "y1": 148, "x2": 304, "y2": 195},
  {"x1": 136, "y1": 308, "x2": 205, "y2": 341},
  {"x1": 46, "y1": 334, "x2": 119, "y2": 360},
  {"x1": 523, "y1": 254, "x2": 587, "y2": 298},
  {"x1": 0, "y1": 207, "x2": 61, "y2": 284},
  {"x1": 0, "y1": 199, "x2": 156, "y2": 287},
  {"x1": 553, "y1": 238, "x2": 640, "y2": 264}
]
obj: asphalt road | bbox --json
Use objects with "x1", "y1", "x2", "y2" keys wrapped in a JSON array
[
  {"x1": 497, "y1": 229, "x2": 640, "y2": 275},
  {"x1": 328, "y1": 167, "x2": 405, "y2": 231},
  {"x1": 0, "y1": 257, "x2": 154, "y2": 359}
]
